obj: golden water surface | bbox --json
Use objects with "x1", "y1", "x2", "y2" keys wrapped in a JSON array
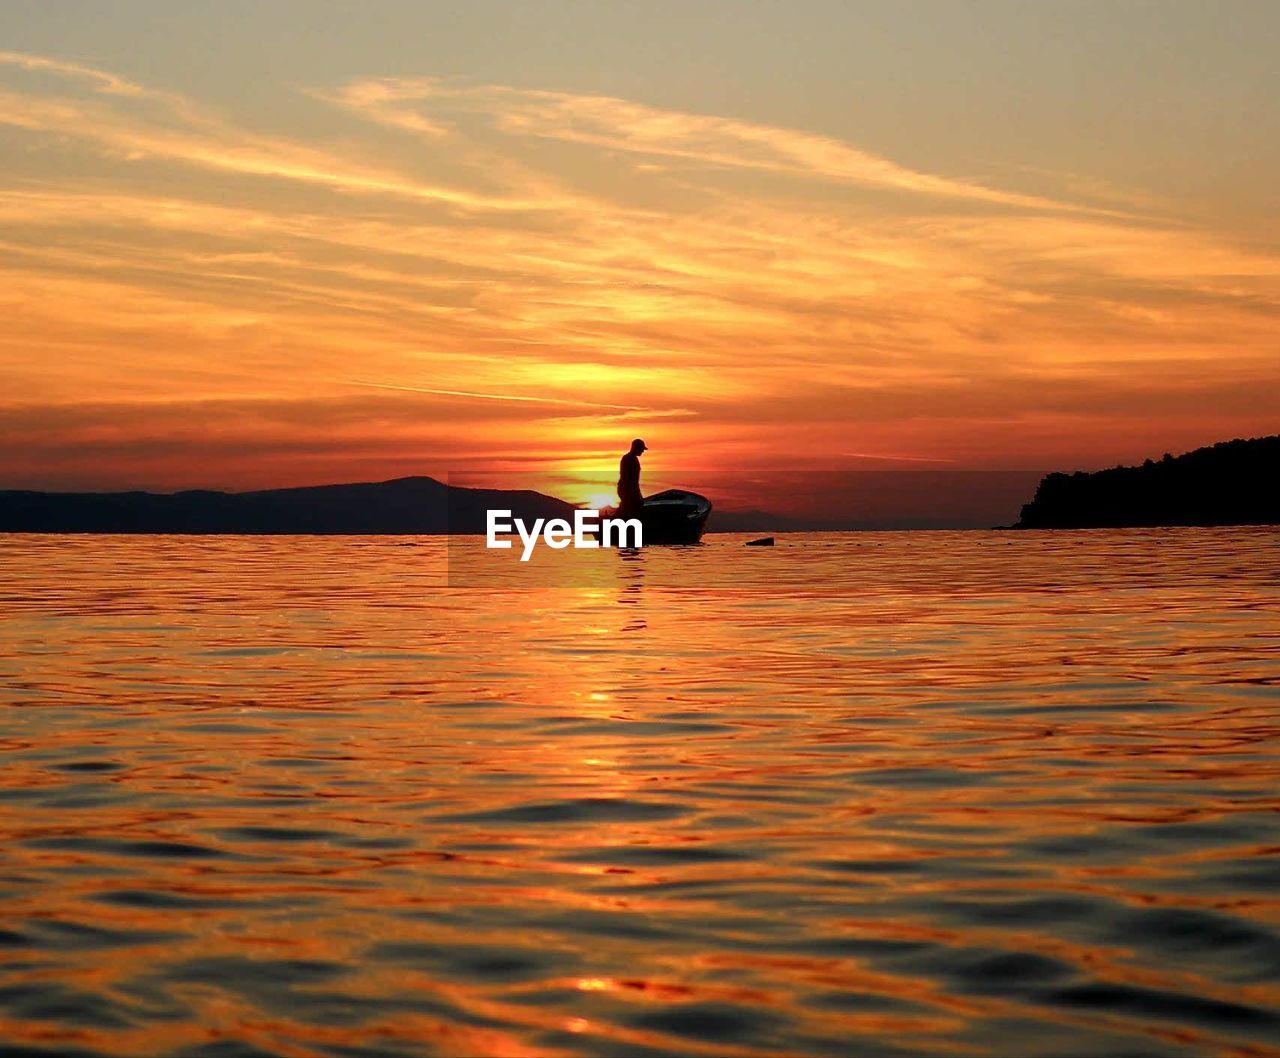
[{"x1": 1, "y1": 530, "x2": 1278, "y2": 1057}]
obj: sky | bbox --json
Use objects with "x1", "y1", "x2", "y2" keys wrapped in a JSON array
[{"x1": 1, "y1": 0, "x2": 1277, "y2": 515}]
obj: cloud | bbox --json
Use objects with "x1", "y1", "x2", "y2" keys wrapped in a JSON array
[
  {"x1": 0, "y1": 53, "x2": 574, "y2": 213},
  {"x1": 345, "y1": 379, "x2": 653, "y2": 412},
  {"x1": 1, "y1": 52, "x2": 1278, "y2": 491},
  {"x1": 330, "y1": 78, "x2": 1102, "y2": 213}
]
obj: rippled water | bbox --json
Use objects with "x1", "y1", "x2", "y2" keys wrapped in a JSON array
[{"x1": 1, "y1": 530, "x2": 1279, "y2": 1057}]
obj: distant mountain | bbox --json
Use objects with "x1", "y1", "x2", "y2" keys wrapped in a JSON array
[
  {"x1": 1014, "y1": 435, "x2": 1280, "y2": 529},
  {"x1": 0, "y1": 477, "x2": 577, "y2": 534},
  {"x1": 709, "y1": 509, "x2": 822, "y2": 534},
  {"x1": 709, "y1": 510, "x2": 927, "y2": 533}
]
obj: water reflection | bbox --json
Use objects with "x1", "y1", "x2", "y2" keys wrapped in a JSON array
[
  {"x1": 618, "y1": 547, "x2": 646, "y2": 633},
  {"x1": 0, "y1": 529, "x2": 1277, "y2": 1056}
]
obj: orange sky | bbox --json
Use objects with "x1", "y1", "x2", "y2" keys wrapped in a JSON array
[{"x1": 1, "y1": 8, "x2": 1277, "y2": 508}]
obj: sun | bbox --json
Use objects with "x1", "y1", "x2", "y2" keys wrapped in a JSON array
[{"x1": 584, "y1": 492, "x2": 616, "y2": 511}]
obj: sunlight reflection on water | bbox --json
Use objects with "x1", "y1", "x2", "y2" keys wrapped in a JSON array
[{"x1": 0, "y1": 529, "x2": 1278, "y2": 1057}]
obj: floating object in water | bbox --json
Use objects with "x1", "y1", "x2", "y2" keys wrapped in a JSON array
[
  {"x1": 746, "y1": 536, "x2": 775, "y2": 547},
  {"x1": 637, "y1": 490, "x2": 712, "y2": 544},
  {"x1": 597, "y1": 489, "x2": 711, "y2": 544}
]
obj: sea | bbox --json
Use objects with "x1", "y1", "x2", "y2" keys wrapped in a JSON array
[{"x1": 1, "y1": 529, "x2": 1278, "y2": 1057}]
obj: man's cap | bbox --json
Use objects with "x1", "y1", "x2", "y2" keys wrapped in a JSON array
[{"x1": 632, "y1": 438, "x2": 648, "y2": 451}]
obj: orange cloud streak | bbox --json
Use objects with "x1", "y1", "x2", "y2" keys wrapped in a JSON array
[{"x1": 0, "y1": 52, "x2": 1276, "y2": 498}]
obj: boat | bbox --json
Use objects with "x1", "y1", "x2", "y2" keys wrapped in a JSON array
[
  {"x1": 639, "y1": 489, "x2": 712, "y2": 543},
  {"x1": 596, "y1": 489, "x2": 712, "y2": 545}
]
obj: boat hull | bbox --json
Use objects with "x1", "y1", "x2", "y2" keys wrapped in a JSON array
[{"x1": 597, "y1": 489, "x2": 711, "y2": 545}]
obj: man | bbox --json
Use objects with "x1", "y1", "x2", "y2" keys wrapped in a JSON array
[{"x1": 617, "y1": 438, "x2": 647, "y2": 518}]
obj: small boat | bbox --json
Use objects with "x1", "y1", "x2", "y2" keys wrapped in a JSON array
[
  {"x1": 597, "y1": 489, "x2": 712, "y2": 545},
  {"x1": 638, "y1": 489, "x2": 712, "y2": 543}
]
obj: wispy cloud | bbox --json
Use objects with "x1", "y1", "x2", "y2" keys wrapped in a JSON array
[
  {"x1": 330, "y1": 78, "x2": 1101, "y2": 213},
  {"x1": 0, "y1": 49, "x2": 152, "y2": 98},
  {"x1": 1, "y1": 52, "x2": 1277, "y2": 491},
  {"x1": 345, "y1": 379, "x2": 648, "y2": 411},
  {"x1": 0, "y1": 53, "x2": 575, "y2": 213}
]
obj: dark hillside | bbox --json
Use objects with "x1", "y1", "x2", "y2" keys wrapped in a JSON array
[
  {"x1": 0, "y1": 477, "x2": 576, "y2": 534},
  {"x1": 1015, "y1": 436, "x2": 1280, "y2": 528}
]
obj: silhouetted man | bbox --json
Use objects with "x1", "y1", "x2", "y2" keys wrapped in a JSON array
[{"x1": 617, "y1": 438, "x2": 647, "y2": 518}]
